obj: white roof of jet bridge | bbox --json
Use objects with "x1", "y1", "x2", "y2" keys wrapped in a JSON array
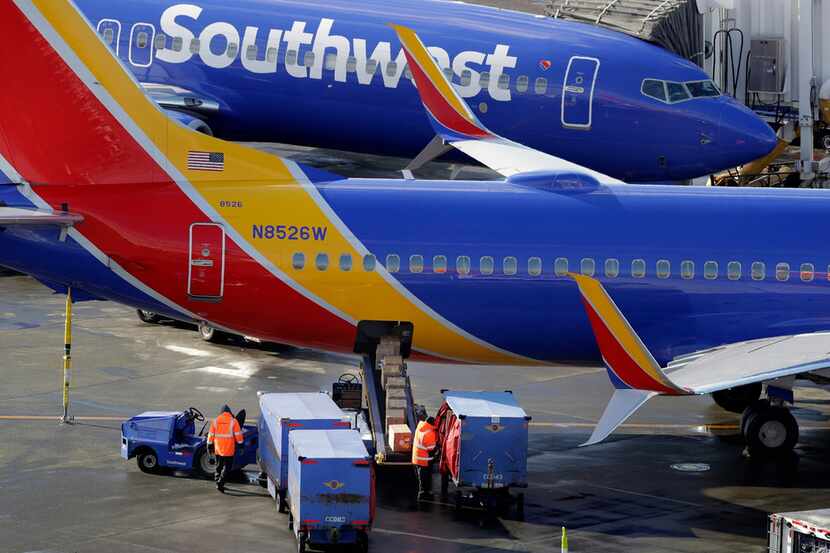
[
  {"x1": 290, "y1": 429, "x2": 369, "y2": 459},
  {"x1": 258, "y1": 392, "x2": 345, "y2": 421},
  {"x1": 444, "y1": 391, "x2": 528, "y2": 419}
]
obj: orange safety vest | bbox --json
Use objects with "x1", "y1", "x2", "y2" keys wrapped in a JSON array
[
  {"x1": 207, "y1": 412, "x2": 243, "y2": 457},
  {"x1": 411, "y1": 421, "x2": 437, "y2": 467}
]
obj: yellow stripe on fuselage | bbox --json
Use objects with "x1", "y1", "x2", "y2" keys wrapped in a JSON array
[{"x1": 36, "y1": 1, "x2": 530, "y2": 364}]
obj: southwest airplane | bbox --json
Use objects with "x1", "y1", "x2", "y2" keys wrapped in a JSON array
[
  {"x1": 0, "y1": 0, "x2": 825, "y2": 460},
  {"x1": 68, "y1": 0, "x2": 778, "y2": 182}
]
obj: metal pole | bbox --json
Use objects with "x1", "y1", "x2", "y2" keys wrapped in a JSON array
[
  {"x1": 60, "y1": 287, "x2": 73, "y2": 424},
  {"x1": 798, "y1": 0, "x2": 815, "y2": 181}
]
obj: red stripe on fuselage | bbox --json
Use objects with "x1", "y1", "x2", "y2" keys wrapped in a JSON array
[
  {"x1": 580, "y1": 298, "x2": 676, "y2": 394},
  {"x1": 0, "y1": 3, "x2": 357, "y2": 351},
  {"x1": 401, "y1": 50, "x2": 490, "y2": 139}
]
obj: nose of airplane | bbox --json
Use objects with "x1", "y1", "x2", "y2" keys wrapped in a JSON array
[{"x1": 717, "y1": 100, "x2": 778, "y2": 167}]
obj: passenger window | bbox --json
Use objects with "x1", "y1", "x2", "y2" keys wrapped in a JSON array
[
  {"x1": 680, "y1": 260, "x2": 694, "y2": 280},
  {"x1": 631, "y1": 259, "x2": 646, "y2": 278},
  {"x1": 456, "y1": 256, "x2": 471, "y2": 276},
  {"x1": 315, "y1": 253, "x2": 329, "y2": 271},
  {"x1": 776, "y1": 262, "x2": 790, "y2": 281},
  {"x1": 516, "y1": 75, "x2": 529, "y2": 93},
  {"x1": 366, "y1": 60, "x2": 378, "y2": 74},
  {"x1": 704, "y1": 261, "x2": 718, "y2": 280},
  {"x1": 303, "y1": 51, "x2": 315, "y2": 67},
  {"x1": 339, "y1": 253, "x2": 352, "y2": 272},
  {"x1": 727, "y1": 261, "x2": 741, "y2": 280},
  {"x1": 227, "y1": 42, "x2": 238, "y2": 58},
  {"x1": 641, "y1": 79, "x2": 667, "y2": 102},
  {"x1": 136, "y1": 32, "x2": 149, "y2": 49},
  {"x1": 528, "y1": 257, "x2": 542, "y2": 276},
  {"x1": 503, "y1": 256, "x2": 518, "y2": 276},
  {"x1": 460, "y1": 70, "x2": 472, "y2": 87},
  {"x1": 534, "y1": 77, "x2": 547, "y2": 95},
  {"x1": 751, "y1": 261, "x2": 765, "y2": 281},
  {"x1": 286, "y1": 50, "x2": 298, "y2": 66},
  {"x1": 246, "y1": 44, "x2": 258, "y2": 61},
  {"x1": 433, "y1": 255, "x2": 447, "y2": 274},
  {"x1": 324, "y1": 53, "x2": 337, "y2": 70},
  {"x1": 554, "y1": 257, "x2": 569, "y2": 277},
  {"x1": 102, "y1": 28, "x2": 114, "y2": 46},
  {"x1": 189, "y1": 38, "x2": 201, "y2": 54},
  {"x1": 497, "y1": 73, "x2": 510, "y2": 90},
  {"x1": 172, "y1": 36, "x2": 183, "y2": 52},
  {"x1": 266, "y1": 47, "x2": 277, "y2": 63},
  {"x1": 581, "y1": 258, "x2": 595, "y2": 277},
  {"x1": 386, "y1": 61, "x2": 398, "y2": 77},
  {"x1": 656, "y1": 259, "x2": 670, "y2": 279},
  {"x1": 479, "y1": 72, "x2": 490, "y2": 89},
  {"x1": 153, "y1": 34, "x2": 166, "y2": 50},
  {"x1": 404, "y1": 67, "x2": 412, "y2": 80},
  {"x1": 605, "y1": 258, "x2": 619, "y2": 278},
  {"x1": 442, "y1": 67, "x2": 454, "y2": 81},
  {"x1": 480, "y1": 256, "x2": 494, "y2": 275},
  {"x1": 363, "y1": 254, "x2": 376, "y2": 272},
  {"x1": 385, "y1": 254, "x2": 400, "y2": 274},
  {"x1": 666, "y1": 81, "x2": 690, "y2": 103},
  {"x1": 292, "y1": 252, "x2": 305, "y2": 270},
  {"x1": 347, "y1": 56, "x2": 357, "y2": 73},
  {"x1": 801, "y1": 263, "x2": 815, "y2": 282},
  {"x1": 410, "y1": 255, "x2": 424, "y2": 274}
]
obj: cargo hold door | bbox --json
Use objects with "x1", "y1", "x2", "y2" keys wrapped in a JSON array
[
  {"x1": 561, "y1": 56, "x2": 600, "y2": 129},
  {"x1": 188, "y1": 223, "x2": 225, "y2": 300}
]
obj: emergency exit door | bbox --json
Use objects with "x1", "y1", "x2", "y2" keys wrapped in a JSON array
[
  {"x1": 188, "y1": 223, "x2": 225, "y2": 300},
  {"x1": 561, "y1": 56, "x2": 600, "y2": 129}
]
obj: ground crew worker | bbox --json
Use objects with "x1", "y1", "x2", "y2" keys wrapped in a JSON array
[
  {"x1": 207, "y1": 404, "x2": 243, "y2": 493},
  {"x1": 412, "y1": 414, "x2": 438, "y2": 500}
]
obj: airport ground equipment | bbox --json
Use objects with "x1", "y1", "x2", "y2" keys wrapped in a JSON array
[
  {"x1": 258, "y1": 392, "x2": 352, "y2": 512},
  {"x1": 769, "y1": 509, "x2": 830, "y2": 552},
  {"x1": 287, "y1": 429, "x2": 373, "y2": 553},
  {"x1": 120, "y1": 407, "x2": 257, "y2": 476},
  {"x1": 435, "y1": 390, "x2": 530, "y2": 517}
]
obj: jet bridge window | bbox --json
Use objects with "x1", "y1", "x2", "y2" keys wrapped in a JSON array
[
  {"x1": 727, "y1": 261, "x2": 741, "y2": 280},
  {"x1": 516, "y1": 75, "x2": 529, "y2": 93},
  {"x1": 656, "y1": 259, "x2": 670, "y2": 279},
  {"x1": 666, "y1": 81, "x2": 690, "y2": 103},
  {"x1": 433, "y1": 255, "x2": 447, "y2": 274},
  {"x1": 534, "y1": 77, "x2": 548, "y2": 95},
  {"x1": 554, "y1": 257, "x2": 569, "y2": 277},
  {"x1": 581, "y1": 258, "x2": 595, "y2": 277},
  {"x1": 409, "y1": 255, "x2": 424, "y2": 274},
  {"x1": 292, "y1": 252, "x2": 305, "y2": 270},
  {"x1": 631, "y1": 259, "x2": 646, "y2": 278},
  {"x1": 528, "y1": 257, "x2": 542, "y2": 276},
  {"x1": 751, "y1": 262, "x2": 765, "y2": 281},
  {"x1": 479, "y1": 256, "x2": 494, "y2": 276},
  {"x1": 801, "y1": 263, "x2": 815, "y2": 282},
  {"x1": 363, "y1": 254, "x2": 376, "y2": 272},
  {"x1": 680, "y1": 260, "x2": 694, "y2": 280},
  {"x1": 704, "y1": 261, "x2": 718, "y2": 280},
  {"x1": 385, "y1": 254, "x2": 400, "y2": 274},
  {"x1": 605, "y1": 258, "x2": 619, "y2": 278},
  {"x1": 776, "y1": 262, "x2": 790, "y2": 281},
  {"x1": 456, "y1": 256, "x2": 471, "y2": 275},
  {"x1": 339, "y1": 254, "x2": 352, "y2": 272},
  {"x1": 315, "y1": 253, "x2": 329, "y2": 271},
  {"x1": 641, "y1": 79, "x2": 667, "y2": 102}
]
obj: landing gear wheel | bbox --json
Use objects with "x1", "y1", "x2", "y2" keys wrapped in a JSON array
[
  {"x1": 741, "y1": 399, "x2": 770, "y2": 437},
  {"x1": 136, "y1": 309, "x2": 162, "y2": 324},
  {"x1": 297, "y1": 531, "x2": 307, "y2": 553},
  {"x1": 194, "y1": 448, "x2": 216, "y2": 479},
  {"x1": 712, "y1": 383, "x2": 762, "y2": 413},
  {"x1": 198, "y1": 322, "x2": 226, "y2": 343},
  {"x1": 822, "y1": 133, "x2": 830, "y2": 151},
  {"x1": 137, "y1": 451, "x2": 160, "y2": 474},
  {"x1": 744, "y1": 404, "x2": 799, "y2": 458}
]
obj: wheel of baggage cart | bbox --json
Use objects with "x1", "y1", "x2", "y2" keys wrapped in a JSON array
[
  {"x1": 198, "y1": 322, "x2": 229, "y2": 343},
  {"x1": 136, "y1": 309, "x2": 162, "y2": 324},
  {"x1": 194, "y1": 448, "x2": 216, "y2": 479},
  {"x1": 137, "y1": 450, "x2": 160, "y2": 474},
  {"x1": 297, "y1": 531, "x2": 307, "y2": 553},
  {"x1": 744, "y1": 404, "x2": 798, "y2": 458}
]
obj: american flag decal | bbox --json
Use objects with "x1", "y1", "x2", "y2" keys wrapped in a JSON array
[{"x1": 187, "y1": 151, "x2": 225, "y2": 172}]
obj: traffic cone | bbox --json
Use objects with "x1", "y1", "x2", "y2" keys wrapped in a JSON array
[{"x1": 561, "y1": 526, "x2": 568, "y2": 553}]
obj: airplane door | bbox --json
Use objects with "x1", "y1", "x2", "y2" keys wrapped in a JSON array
[
  {"x1": 561, "y1": 56, "x2": 600, "y2": 129},
  {"x1": 188, "y1": 223, "x2": 225, "y2": 300},
  {"x1": 96, "y1": 19, "x2": 121, "y2": 56},
  {"x1": 129, "y1": 23, "x2": 155, "y2": 68}
]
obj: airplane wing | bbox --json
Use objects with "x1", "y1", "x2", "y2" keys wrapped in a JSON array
[
  {"x1": 141, "y1": 83, "x2": 220, "y2": 115},
  {"x1": 0, "y1": 206, "x2": 82, "y2": 226},
  {"x1": 567, "y1": 272, "x2": 830, "y2": 446},
  {"x1": 391, "y1": 24, "x2": 624, "y2": 183}
]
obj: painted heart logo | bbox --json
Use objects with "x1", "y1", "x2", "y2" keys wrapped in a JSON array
[
  {"x1": 539, "y1": 59, "x2": 552, "y2": 71},
  {"x1": 323, "y1": 480, "x2": 345, "y2": 490}
]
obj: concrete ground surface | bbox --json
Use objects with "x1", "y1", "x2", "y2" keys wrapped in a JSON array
[{"x1": 2, "y1": 275, "x2": 830, "y2": 553}]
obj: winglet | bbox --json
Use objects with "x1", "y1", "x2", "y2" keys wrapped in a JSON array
[
  {"x1": 390, "y1": 24, "x2": 492, "y2": 141},
  {"x1": 582, "y1": 389, "x2": 657, "y2": 447}
]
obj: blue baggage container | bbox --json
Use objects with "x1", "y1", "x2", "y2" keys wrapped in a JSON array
[
  {"x1": 257, "y1": 392, "x2": 350, "y2": 511},
  {"x1": 438, "y1": 391, "x2": 530, "y2": 517},
  {"x1": 287, "y1": 429, "x2": 373, "y2": 552}
]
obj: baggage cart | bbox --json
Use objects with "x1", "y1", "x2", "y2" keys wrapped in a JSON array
[
  {"x1": 287, "y1": 429, "x2": 374, "y2": 552},
  {"x1": 257, "y1": 392, "x2": 351, "y2": 512},
  {"x1": 436, "y1": 390, "x2": 530, "y2": 517},
  {"x1": 769, "y1": 509, "x2": 830, "y2": 552}
]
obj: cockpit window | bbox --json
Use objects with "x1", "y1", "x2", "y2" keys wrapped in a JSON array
[
  {"x1": 641, "y1": 79, "x2": 666, "y2": 102},
  {"x1": 666, "y1": 82, "x2": 690, "y2": 103},
  {"x1": 686, "y1": 80, "x2": 720, "y2": 98}
]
